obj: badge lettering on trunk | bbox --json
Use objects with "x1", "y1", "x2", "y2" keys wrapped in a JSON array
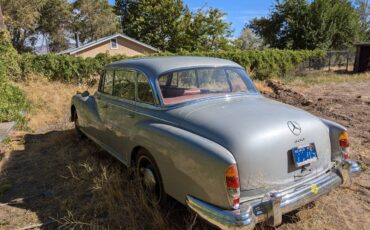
[{"x1": 287, "y1": 121, "x2": 301, "y2": 136}]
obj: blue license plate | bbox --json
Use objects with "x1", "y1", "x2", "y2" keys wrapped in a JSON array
[{"x1": 292, "y1": 143, "x2": 317, "y2": 167}]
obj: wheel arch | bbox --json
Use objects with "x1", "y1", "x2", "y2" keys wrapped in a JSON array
[
  {"x1": 70, "y1": 105, "x2": 76, "y2": 122},
  {"x1": 130, "y1": 145, "x2": 148, "y2": 167}
]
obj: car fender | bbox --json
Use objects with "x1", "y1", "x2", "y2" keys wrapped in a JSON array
[
  {"x1": 71, "y1": 95, "x2": 102, "y2": 129},
  {"x1": 320, "y1": 118, "x2": 346, "y2": 161},
  {"x1": 129, "y1": 121, "x2": 236, "y2": 209}
]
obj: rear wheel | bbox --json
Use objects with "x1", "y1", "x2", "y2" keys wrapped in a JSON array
[
  {"x1": 73, "y1": 110, "x2": 85, "y2": 138},
  {"x1": 136, "y1": 149, "x2": 166, "y2": 205}
]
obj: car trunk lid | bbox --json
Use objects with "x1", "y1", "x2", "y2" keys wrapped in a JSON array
[{"x1": 167, "y1": 96, "x2": 332, "y2": 191}]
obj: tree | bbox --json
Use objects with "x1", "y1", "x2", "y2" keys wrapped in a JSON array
[
  {"x1": 38, "y1": 0, "x2": 71, "y2": 52},
  {"x1": 249, "y1": 0, "x2": 362, "y2": 50},
  {"x1": 0, "y1": 0, "x2": 47, "y2": 52},
  {"x1": 71, "y1": 0, "x2": 120, "y2": 44},
  {"x1": 188, "y1": 8, "x2": 231, "y2": 51},
  {"x1": 354, "y1": 0, "x2": 370, "y2": 40},
  {"x1": 234, "y1": 27, "x2": 264, "y2": 50},
  {"x1": 115, "y1": 0, "x2": 231, "y2": 52},
  {"x1": 0, "y1": 6, "x2": 21, "y2": 79},
  {"x1": 0, "y1": 5, "x2": 5, "y2": 30}
]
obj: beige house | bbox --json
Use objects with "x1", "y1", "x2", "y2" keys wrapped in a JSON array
[{"x1": 59, "y1": 33, "x2": 160, "y2": 58}]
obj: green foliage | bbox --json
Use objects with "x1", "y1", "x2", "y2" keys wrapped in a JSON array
[
  {"x1": 249, "y1": 0, "x2": 362, "y2": 50},
  {"x1": 0, "y1": 62, "x2": 28, "y2": 127},
  {"x1": 0, "y1": 29, "x2": 27, "y2": 126},
  {"x1": 0, "y1": 30, "x2": 21, "y2": 79},
  {"x1": 71, "y1": 0, "x2": 120, "y2": 44},
  {"x1": 38, "y1": 0, "x2": 71, "y2": 52},
  {"x1": 18, "y1": 49, "x2": 325, "y2": 82},
  {"x1": 234, "y1": 28, "x2": 265, "y2": 50},
  {"x1": 20, "y1": 53, "x2": 102, "y2": 83},
  {"x1": 116, "y1": 0, "x2": 231, "y2": 52},
  {"x1": 0, "y1": 0, "x2": 46, "y2": 52}
]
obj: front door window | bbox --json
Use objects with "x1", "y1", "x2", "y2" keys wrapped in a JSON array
[{"x1": 113, "y1": 69, "x2": 136, "y2": 100}]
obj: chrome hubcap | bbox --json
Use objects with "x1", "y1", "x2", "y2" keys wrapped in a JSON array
[{"x1": 140, "y1": 167, "x2": 157, "y2": 191}]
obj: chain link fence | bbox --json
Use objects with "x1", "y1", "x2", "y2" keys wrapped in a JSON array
[{"x1": 295, "y1": 50, "x2": 355, "y2": 75}]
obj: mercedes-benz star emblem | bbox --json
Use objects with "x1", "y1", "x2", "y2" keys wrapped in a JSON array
[{"x1": 287, "y1": 121, "x2": 302, "y2": 136}]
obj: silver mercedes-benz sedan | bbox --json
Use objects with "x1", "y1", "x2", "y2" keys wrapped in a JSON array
[{"x1": 71, "y1": 56, "x2": 361, "y2": 229}]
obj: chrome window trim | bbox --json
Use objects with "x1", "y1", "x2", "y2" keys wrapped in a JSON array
[{"x1": 99, "y1": 69, "x2": 115, "y2": 95}]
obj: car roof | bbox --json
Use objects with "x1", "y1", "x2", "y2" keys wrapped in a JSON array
[{"x1": 105, "y1": 56, "x2": 242, "y2": 77}]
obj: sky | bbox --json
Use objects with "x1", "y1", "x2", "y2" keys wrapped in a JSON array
[
  {"x1": 108, "y1": 0, "x2": 274, "y2": 37},
  {"x1": 183, "y1": 0, "x2": 274, "y2": 36}
]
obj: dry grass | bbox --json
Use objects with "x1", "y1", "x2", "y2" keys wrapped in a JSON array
[
  {"x1": 0, "y1": 76, "x2": 207, "y2": 229},
  {"x1": 283, "y1": 71, "x2": 370, "y2": 86},
  {"x1": 254, "y1": 80, "x2": 273, "y2": 94},
  {"x1": 15, "y1": 75, "x2": 95, "y2": 132},
  {"x1": 1, "y1": 74, "x2": 369, "y2": 229}
]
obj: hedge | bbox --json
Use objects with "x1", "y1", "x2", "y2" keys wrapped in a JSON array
[
  {"x1": 0, "y1": 30, "x2": 28, "y2": 127},
  {"x1": 0, "y1": 60, "x2": 28, "y2": 126},
  {"x1": 18, "y1": 49, "x2": 325, "y2": 83}
]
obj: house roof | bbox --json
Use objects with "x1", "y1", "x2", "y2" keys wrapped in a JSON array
[{"x1": 58, "y1": 33, "x2": 160, "y2": 55}]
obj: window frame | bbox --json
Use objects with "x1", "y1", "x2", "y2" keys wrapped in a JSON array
[
  {"x1": 99, "y1": 69, "x2": 114, "y2": 95},
  {"x1": 111, "y1": 38, "x2": 118, "y2": 49},
  {"x1": 100, "y1": 67, "x2": 158, "y2": 107}
]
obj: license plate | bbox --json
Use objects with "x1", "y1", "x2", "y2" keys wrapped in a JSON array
[{"x1": 292, "y1": 143, "x2": 317, "y2": 167}]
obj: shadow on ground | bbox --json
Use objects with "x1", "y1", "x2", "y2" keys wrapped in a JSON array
[
  {"x1": 0, "y1": 130, "x2": 211, "y2": 229},
  {"x1": 0, "y1": 129, "x2": 309, "y2": 229}
]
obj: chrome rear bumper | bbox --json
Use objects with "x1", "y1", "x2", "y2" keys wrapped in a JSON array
[{"x1": 186, "y1": 160, "x2": 361, "y2": 229}]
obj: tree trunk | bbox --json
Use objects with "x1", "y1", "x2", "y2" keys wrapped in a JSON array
[{"x1": 0, "y1": 5, "x2": 6, "y2": 30}]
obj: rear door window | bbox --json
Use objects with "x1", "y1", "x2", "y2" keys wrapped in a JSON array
[{"x1": 137, "y1": 72, "x2": 155, "y2": 104}]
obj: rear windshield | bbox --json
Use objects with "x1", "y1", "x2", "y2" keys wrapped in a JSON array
[{"x1": 158, "y1": 67, "x2": 258, "y2": 105}]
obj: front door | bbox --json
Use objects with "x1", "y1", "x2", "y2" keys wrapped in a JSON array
[
  {"x1": 89, "y1": 70, "x2": 114, "y2": 146},
  {"x1": 104, "y1": 69, "x2": 137, "y2": 163}
]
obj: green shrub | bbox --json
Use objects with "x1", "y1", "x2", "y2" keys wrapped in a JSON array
[
  {"x1": 0, "y1": 29, "x2": 28, "y2": 127},
  {"x1": 18, "y1": 49, "x2": 325, "y2": 82},
  {"x1": 0, "y1": 61, "x2": 28, "y2": 127},
  {"x1": 0, "y1": 30, "x2": 21, "y2": 79}
]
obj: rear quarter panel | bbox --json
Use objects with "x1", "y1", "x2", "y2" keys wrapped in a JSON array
[
  {"x1": 320, "y1": 118, "x2": 346, "y2": 162},
  {"x1": 129, "y1": 121, "x2": 236, "y2": 209}
]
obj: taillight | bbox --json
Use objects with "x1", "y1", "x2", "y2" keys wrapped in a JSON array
[
  {"x1": 226, "y1": 164, "x2": 240, "y2": 209},
  {"x1": 339, "y1": 132, "x2": 349, "y2": 148},
  {"x1": 339, "y1": 131, "x2": 350, "y2": 159}
]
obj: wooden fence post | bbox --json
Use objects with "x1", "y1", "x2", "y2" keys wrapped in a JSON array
[{"x1": 346, "y1": 51, "x2": 349, "y2": 72}]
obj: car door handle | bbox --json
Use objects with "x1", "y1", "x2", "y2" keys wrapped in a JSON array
[
  {"x1": 126, "y1": 113, "x2": 134, "y2": 118},
  {"x1": 102, "y1": 104, "x2": 109, "y2": 109}
]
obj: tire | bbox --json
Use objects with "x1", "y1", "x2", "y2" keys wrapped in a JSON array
[
  {"x1": 73, "y1": 110, "x2": 85, "y2": 138},
  {"x1": 136, "y1": 149, "x2": 167, "y2": 205}
]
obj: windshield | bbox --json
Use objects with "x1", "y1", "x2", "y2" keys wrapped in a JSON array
[{"x1": 158, "y1": 67, "x2": 258, "y2": 105}]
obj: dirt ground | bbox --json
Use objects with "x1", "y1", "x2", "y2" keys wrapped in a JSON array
[{"x1": 0, "y1": 76, "x2": 369, "y2": 229}]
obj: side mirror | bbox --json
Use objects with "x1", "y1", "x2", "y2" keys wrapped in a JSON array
[{"x1": 81, "y1": 90, "x2": 90, "y2": 97}]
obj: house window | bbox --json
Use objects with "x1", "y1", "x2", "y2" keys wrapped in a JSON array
[{"x1": 111, "y1": 38, "x2": 118, "y2": 49}]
